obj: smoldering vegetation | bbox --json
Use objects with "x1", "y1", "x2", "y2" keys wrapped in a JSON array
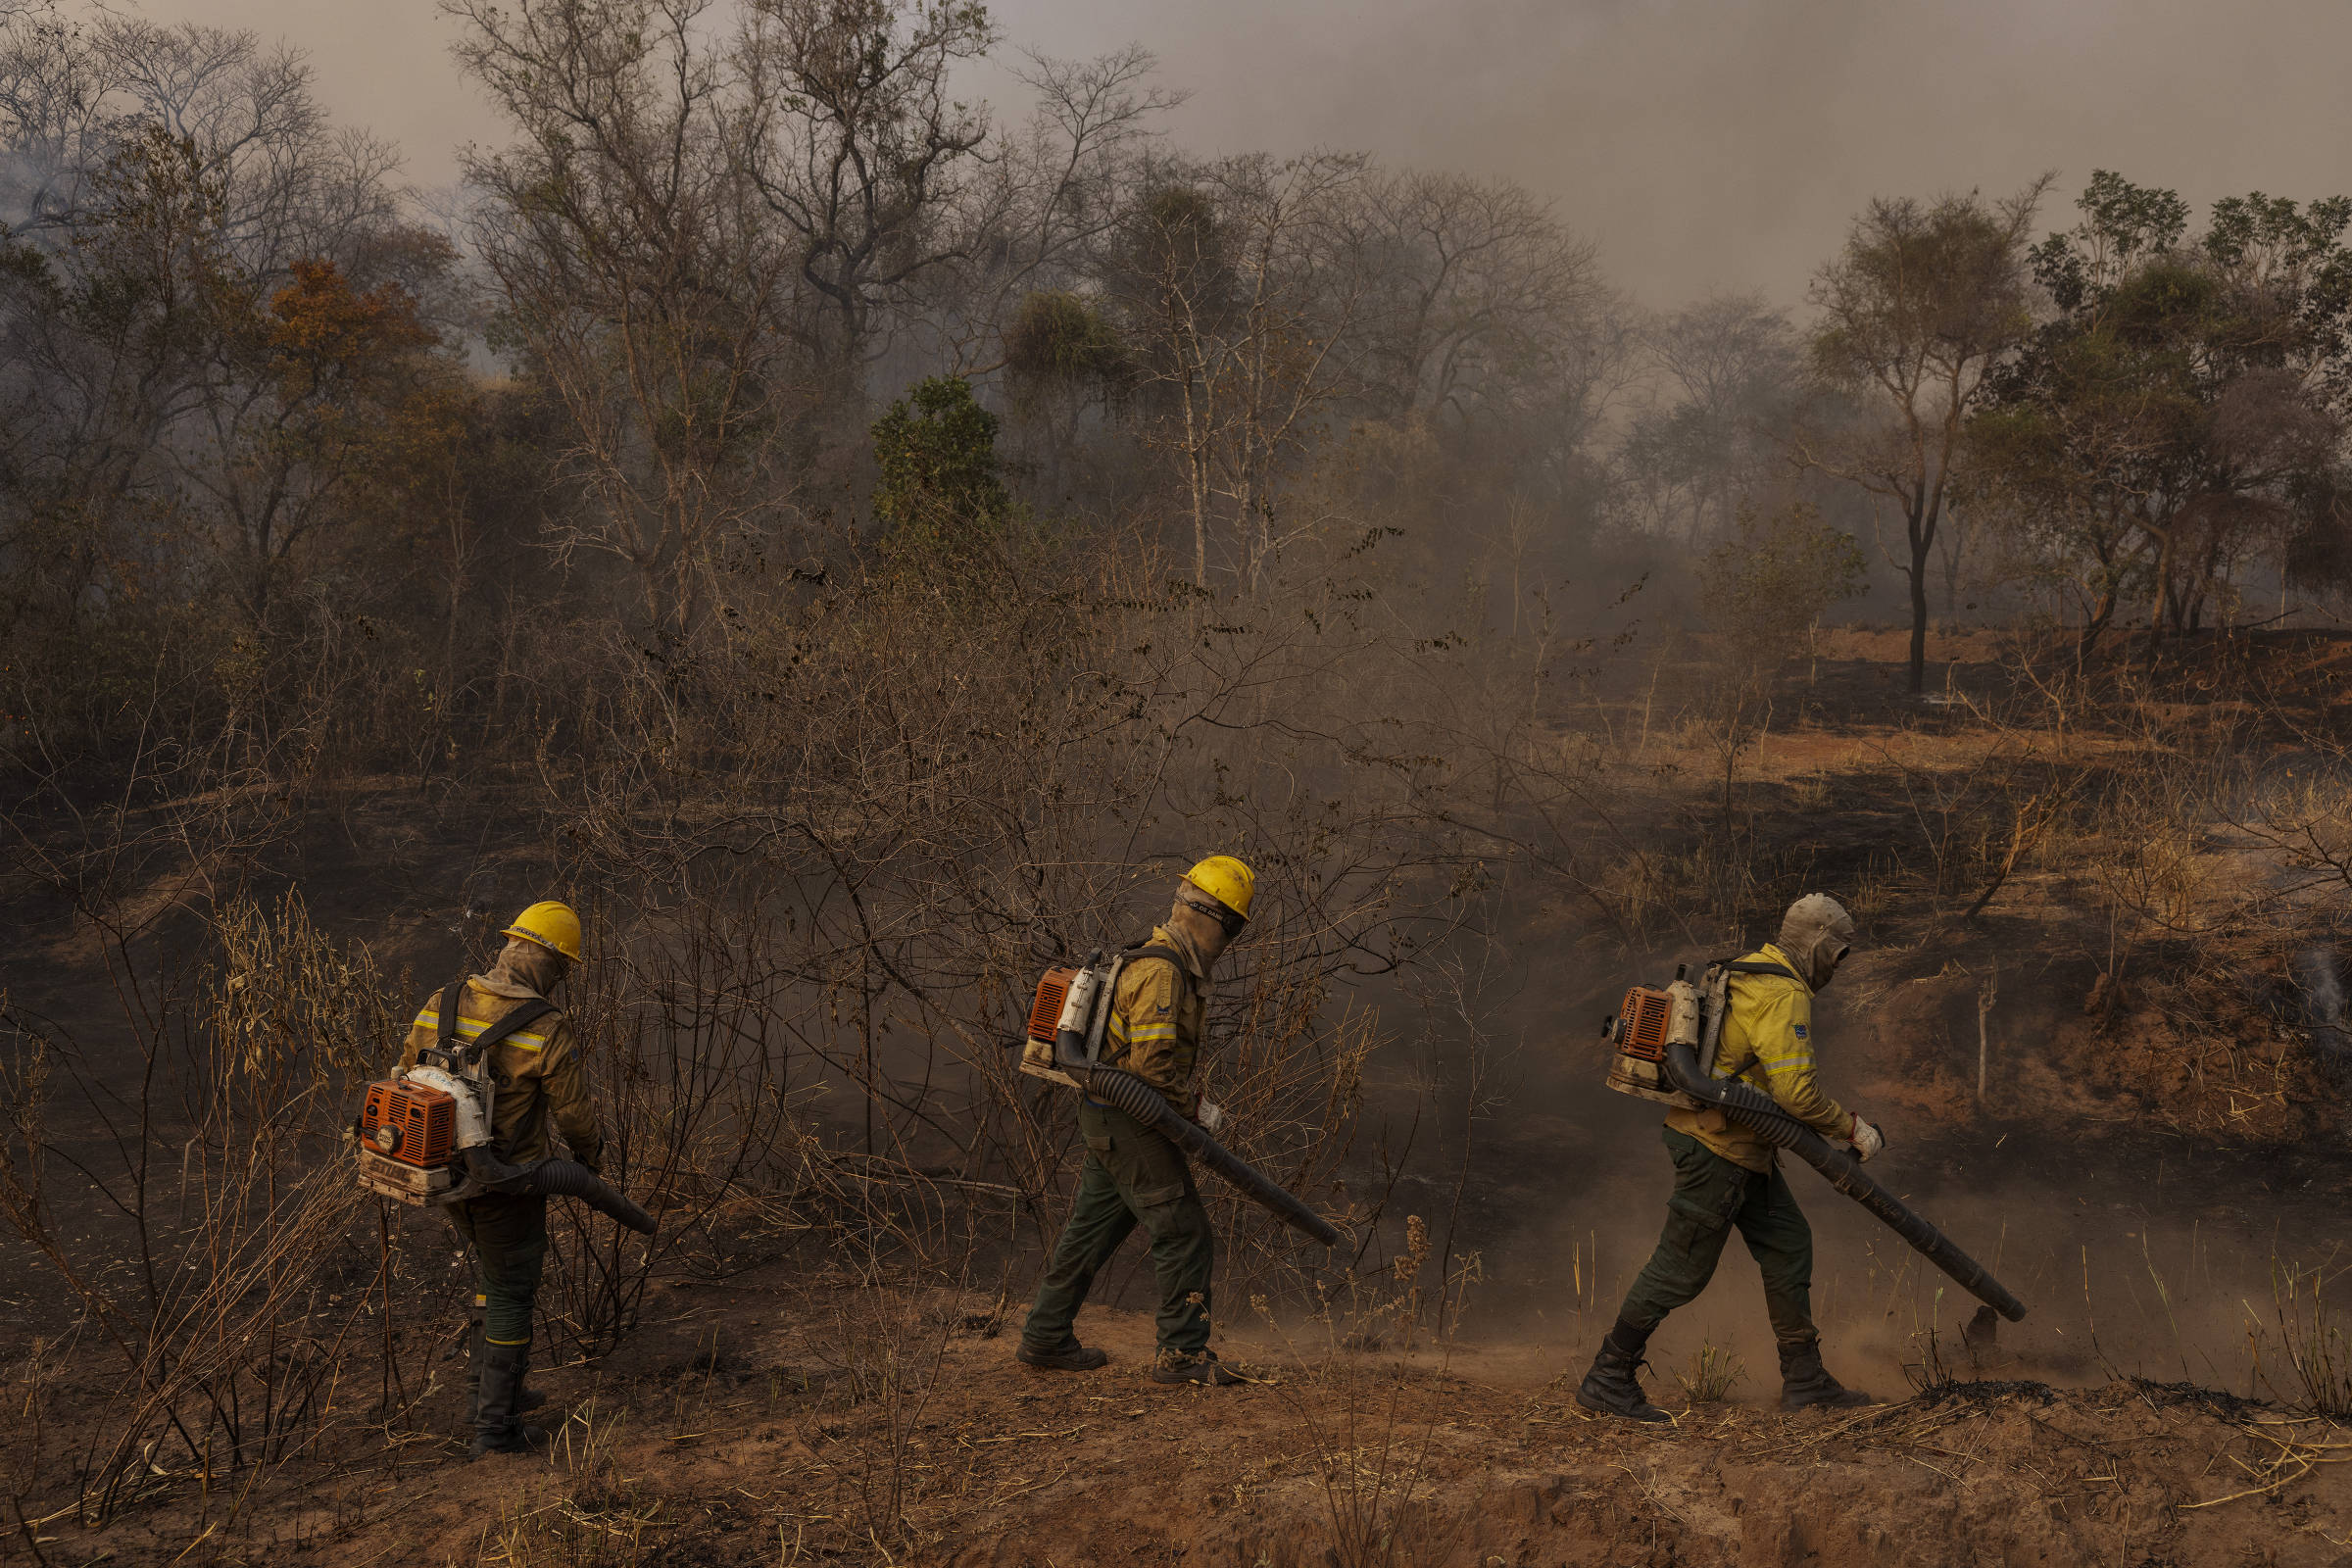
[{"x1": 2, "y1": 1, "x2": 2352, "y2": 1561}]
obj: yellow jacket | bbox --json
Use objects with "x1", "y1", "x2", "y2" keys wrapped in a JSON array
[
  {"x1": 1100, "y1": 925, "x2": 1210, "y2": 1116},
  {"x1": 1665, "y1": 943, "x2": 1855, "y2": 1172},
  {"x1": 397, "y1": 975, "x2": 604, "y2": 1171}
]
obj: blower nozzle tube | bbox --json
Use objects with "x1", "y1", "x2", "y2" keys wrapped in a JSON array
[
  {"x1": 1054, "y1": 1031, "x2": 1340, "y2": 1246},
  {"x1": 1664, "y1": 1042, "x2": 2026, "y2": 1322},
  {"x1": 463, "y1": 1148, "x2": 658, "y2": 1235}
]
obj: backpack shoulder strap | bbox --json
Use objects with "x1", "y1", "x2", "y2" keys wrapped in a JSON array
[
  {"x1": 1700, "y1": 957, "x2": 1796, "y2": 1079},
  {"x1": 468, "y1": 998, "x2": 557, "y2": 1060},
  {"x1": 437, "y1": 978, "x2": 466, "y2": 1052},
  {"x1": 1120, "y1": 944, "x2": 1196, "y2": 1006}
]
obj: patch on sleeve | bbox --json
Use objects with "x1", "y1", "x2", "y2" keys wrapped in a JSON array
[{"x1": 1792, "y1": 1023, "x2": 1808, "y2": 1039}]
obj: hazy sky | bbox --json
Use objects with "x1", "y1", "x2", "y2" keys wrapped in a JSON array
[{"x1": 133, "y1": 0, "x2": 2352, "y2": 307}]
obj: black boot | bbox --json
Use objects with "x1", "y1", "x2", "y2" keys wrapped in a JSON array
[
  {"x1": 1778, "y1": 1339, "x2": 1875, "y2": 1411},
  {"x1": 1575, "y1": 1320, "x2": 1671, "y2": 1424},
  {"x1": 472, "y1": 1340, "x2": 550, "y2": 1457},
  {"x1": 1015, "y1": 1339, "x2": 1108, "y2": 1372},
  {"x1": 466, "y1": 1328, "x2": 547, "y2": 1425},
  {"x1": 1151, "y1": 1348, "x2": 1242, "y2": 1387}
]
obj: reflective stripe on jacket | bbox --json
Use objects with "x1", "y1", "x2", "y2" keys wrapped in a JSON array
[
  {"x1": 396, "y1": 975, "x2": 604, "y2": 1170},
  {"x1": 1664, "y1": 942, "x2": 1854, "y2": 1172},
  {"x1": 1100, "y1": 924, "x2": 1210, "y2": 1116}
]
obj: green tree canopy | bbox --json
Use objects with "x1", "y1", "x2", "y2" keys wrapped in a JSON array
[
  {"x1": 871, "y1": 374, "x2": 1012, "y2": 565},
  {"x1": 1970, "y1": 172, "x2": 2352, "y2": 658}
]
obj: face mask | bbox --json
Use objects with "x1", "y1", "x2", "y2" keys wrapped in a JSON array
[
  {"x1": 1780, "y1": 895, "x2": 1854, "y2": 991},
  {"x1": 1170, "y1": 903, "x2": 1233, "y2": 966}
]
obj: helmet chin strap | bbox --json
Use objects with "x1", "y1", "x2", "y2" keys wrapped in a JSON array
[{"x1": 1174, "y1": 886, "x2": 1246, "y2": 940}]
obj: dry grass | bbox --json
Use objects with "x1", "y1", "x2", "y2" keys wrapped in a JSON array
[
  {"x1": 1676, "y1": 1341, "x2": 1746, "y2": 1404},
  {"x1": 2273, "y1": 1260, "x2": 2352, "y2": 1419},
  {"x1": 6, "y1": 516, "x2": 2352, "y2": 1558},
  {"x1": 0, "y1": 893, "x2": 396, "y2": 1520},
  {"x1": 1240, "y1": 1213, "x2": 1496, "y2": 1568}
]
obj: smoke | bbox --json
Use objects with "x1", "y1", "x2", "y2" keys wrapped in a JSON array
[
  {"x1": 977, "y1": 0, "x2": 2352, "y2": 305},
  {"x1": 121, "y1": 0, "x2": 2352, "y2": 308}
]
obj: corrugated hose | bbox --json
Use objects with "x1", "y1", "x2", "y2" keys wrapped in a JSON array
[
  {"x1": 462, "y1": 1148, "x2": 658, "y2": 1235},
  {"x1": 1077, "y1": 1063, "x2": 1343, "y2": 1248},
  {"x1": 1044, "y1": 1021, "x2": 1341, "y2": 1247},
  {"x1": 1664, "y1": 1042, "x2": 2027, "y2": 1321}
]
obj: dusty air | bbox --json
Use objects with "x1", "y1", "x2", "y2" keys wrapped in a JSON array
[{"x1": 3, "y1": 0, "x2": 2349, "y2": 1562}]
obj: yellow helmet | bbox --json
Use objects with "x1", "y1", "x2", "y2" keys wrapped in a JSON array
[
  {"x1": 503, "y1": 900, "x2": 582, "y2": 963},
  {"x1": 1181, "y1": 855, "x2": 1255, "y2": 922}
]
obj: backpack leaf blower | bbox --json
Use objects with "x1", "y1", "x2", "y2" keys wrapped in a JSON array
[
  {"x1": 357, "y1": 983, "x2": 656, "y2": 1235},
  {"x1": 1605, "y1": 962, "x2": 2026, "y2": 1323},
  {"x1": 1022, "y1": 950, "x2": 1343, "y2": 1249}
]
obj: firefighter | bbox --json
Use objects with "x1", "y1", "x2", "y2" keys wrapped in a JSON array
[
  {"x1": 392, "y1": 900, "x2": 606, "y2": 1456},
  {"x1": 1577, "y1": 893, "x2": 1886, "y2": 1421},
  {"x1": 1017, "y1": 856, "x2": 1254, "y2": 1386}
]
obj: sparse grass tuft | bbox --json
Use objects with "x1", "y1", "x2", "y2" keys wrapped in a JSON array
[
  {"x1": 1675, "y1": 1341, "x2": 1745, "y2": 1404},
  {"x1": 2272, "y1": 1260, "x2": 2352, "y2": 1417},
  {"x1": 1903, "y1": 1325, "x2": 1958, "y2": 1394}
]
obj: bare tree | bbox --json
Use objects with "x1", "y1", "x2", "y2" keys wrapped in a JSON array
[
  {"x1": 1624, "y1": 293, "x2": 1802, "y2": 544},
  {"x1": 911, "y1": 44, "x2": 1184, "y2": 375},
  {"x1": 738, "y1": 0, "x2": 997, "y2": 397},
  {"x1": 1350, "y1": 171, "x2": 1609, "y2": 427},
  {"x1": 1113, "y1": 152, "x2": 1371, "y2": 588},
  {"x1": 0, "y1": 14, "x2": 400, "y2": 266},
  {"x1": 1801, "y1": 178, "x2": 2049, "y2": 692},
  {"x1": 451, "y1": 0, "x2": 807, "y2": 641}
]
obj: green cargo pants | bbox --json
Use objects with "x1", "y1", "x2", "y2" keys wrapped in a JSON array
[
  {"x1": 1020, "y1": 1102, "x2": 1215, "y2": 1358},
  {"x1": 445, "y1": 1192, "x2": 549, "y2": 1347},
  {"x1": 1615, "y1": 1127, "x2": 1818, "y2": 1345}
]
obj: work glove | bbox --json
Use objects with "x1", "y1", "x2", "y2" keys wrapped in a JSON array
[{"x1": 1848, "y1": 1117, "x2": 1885, "y2": 1163}]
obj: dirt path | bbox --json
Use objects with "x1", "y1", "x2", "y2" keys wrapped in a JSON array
[{"x1": 33, "y1": 1271, "x2": 2351, "y2": 1568}]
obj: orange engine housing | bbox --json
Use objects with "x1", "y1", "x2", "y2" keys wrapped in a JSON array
[
  {"x1": 1614, "y1": 985, "x2": 1675, "y2": 1063},
  {"x1": 1027, "y1": 968, "x2": 1081, "y2": 1046},
  {"x1": 359, "y1": 1078, "x2": 457, "y2": 1168}
]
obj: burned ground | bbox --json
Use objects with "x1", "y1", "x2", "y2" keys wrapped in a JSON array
[
  {"x1": 6, "y1": 16, "x2": 2352, "y2": 1558},
  {"x1": 16, "y1": 1276, "x2": 2349, "y2": 1568},
  {"x1": 9, "y1": 630, "x2": 2352, "y2": 1567}
]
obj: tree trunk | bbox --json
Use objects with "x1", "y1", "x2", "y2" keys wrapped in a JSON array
[
  {"x1": 1191, "y1": 453, "x2": 1209, "y2": 588},
  {"x1": 2078, "y1": 585, "x2": 2117, "y2": 666},
  {"x1": 1907, "y1": 498, "x2": 1933, "y2": 694},
  {"x1": 2146, "y1": 525, "x2": 2177, "y2": 666}
]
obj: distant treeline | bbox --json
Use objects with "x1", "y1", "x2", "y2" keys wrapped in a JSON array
[{"x1": 2, "y1": 1, "x2": 2348, "y2": 792}]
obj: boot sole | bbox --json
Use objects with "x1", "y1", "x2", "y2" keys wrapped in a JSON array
[{"x1": 1574, "y1": 1389, "x2": 1672, "y2": 1424}]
